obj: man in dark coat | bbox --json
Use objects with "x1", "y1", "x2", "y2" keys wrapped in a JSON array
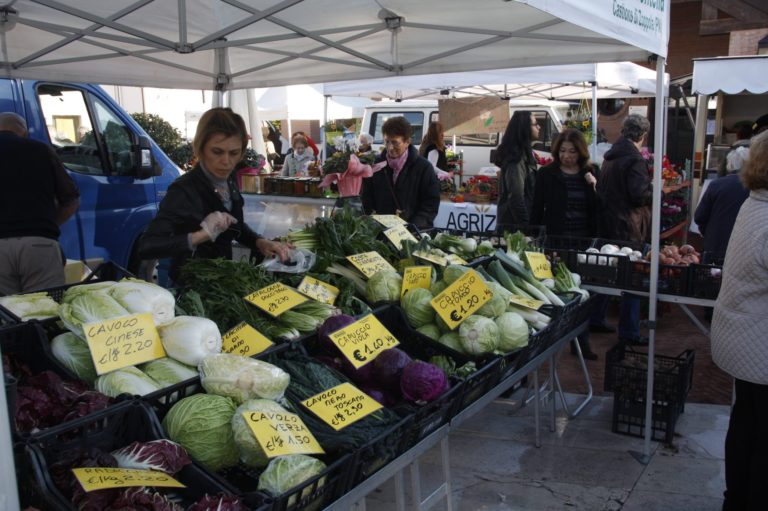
[
  {"x1": 597, "y1": 114, "x2": 652, "y2": 346},
  {"x1": 361, "y1": 116, "x2": 440, "y2": 229}
]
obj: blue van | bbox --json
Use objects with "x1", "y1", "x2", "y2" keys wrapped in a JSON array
[{"x1": 0, "y1": 79, "x2": 180, "y2": 274}]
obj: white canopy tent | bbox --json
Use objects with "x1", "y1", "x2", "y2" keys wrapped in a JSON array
[
  {"x1": 692, "y1": 55, "x2": 768, "y2": 95},
  {"x1": 252, "y1": 84, "x2": 369, "y2": 121},
  {"x1": 0, "y1": 3, "x2": 671, "y2": 503}
]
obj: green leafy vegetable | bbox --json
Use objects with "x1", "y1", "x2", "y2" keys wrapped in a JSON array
[
  {"x1": 0, "y1": 292, "x2": 59, "y2": 320},
  {"x1": 258, "y1": 454, "x2": 327, "y2": 500},
  {"x1": 401, "y1": 288, "x2": 435, "y2": 328},
  {"x1": 494, "y1": 312, "x2": 530, "y2": 352},
  {"x1": 95, "y1": 366, "x2": 161, "y2": 397},
  {"x1": 231, "y1": 399, "x2": 290, "y2": 468},
  {"x1": 158, "y1": 315, "x2": 222, "y2": 367},
  {"x1": 365, "y1": 270, "x2": 402, "y2": 304},
  {"x1": 458, "y1": 315, "x2": 499, "y2": 355},
  {"x1": 140, "y1": 358, "x2": 197, "y2": 387},
  {"x1": 50, "y1": 331, "x2": 98, "y2": 383},
  {"x1": 199, "y1": 353, "x2": 290, "y2": 404}
]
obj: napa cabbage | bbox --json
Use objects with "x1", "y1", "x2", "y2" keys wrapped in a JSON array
[
  {"x1": 199, "y1": 353, "x2": 290, "y2": 404},
  {"x1": 158, "y1": 316, "x2": 222, "y2": 366},
  {"x1": 108, "y1": 278, "x2": 176, "y2": 326},
  {"x1": 50, "y1": 331, "x2": 98, "y2": 383}
]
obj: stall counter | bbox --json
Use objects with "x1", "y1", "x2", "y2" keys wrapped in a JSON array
[{"x1": 243, "y1": 194, "x2": 498, "y2": 238}]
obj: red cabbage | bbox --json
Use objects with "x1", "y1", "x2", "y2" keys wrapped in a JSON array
[
  {"x1": 187, "y1": 493, "x2": 251, "y2": 511},
  {"x1": 372, "y1": 348, "x2": 412, "y2": 392},
  {"x1": 111, "y1": 439, "x2": 191, "y2": 475},
  {"x1": 107, "y1": 487, "x2": 183, "y2": 510},
  {"x1": 400, "y1": 361, "x2": 448, "y2": 404},
  {"x1": 341, "y1": 356, "x2": 376, "y2": 387},
  {"x1": 317, "y1": 314, "x2": 357, "y2": 355},
  {"x1": 361, "y1": 386, "x2": 396, "y2": 407}
]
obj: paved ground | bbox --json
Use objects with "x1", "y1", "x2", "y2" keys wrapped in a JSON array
[{"x1": 359, "y1": 392, "x2": 729, "y2": 510}]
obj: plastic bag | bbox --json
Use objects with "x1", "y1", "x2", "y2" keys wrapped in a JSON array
[{"x1": 258, "y1": 248, "x2": 316, "y2": 274}]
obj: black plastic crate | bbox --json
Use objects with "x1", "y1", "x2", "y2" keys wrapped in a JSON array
[
  {"x1": 0, "y1": 262, "x2": 136, "y2": 325},
  {"x1": 568, "y1": 250, "x2": 629, "y2": 288},
  {"x1": 0, "y1": 321, "x2": 119, "y2": 439},
  {"x1": 144, "y1": 365, "x2": 351, "y2": 511},
  {"x1": 687, "y1": 264, "x2": 723, "y2": 300},
  {"x1": 611, "y1": 387, "x2": 682, "y2": 444},
  {"x1": 22, "y1": 400, "x2": 261, "y2": 510},
  {"x1": 624, "y1": 260, "x2": 689, "y2": 296}
]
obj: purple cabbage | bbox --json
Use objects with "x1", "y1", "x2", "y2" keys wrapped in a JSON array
[
  {"x1": 372, "y1": 348, "x2": 412, "y2": 392},
  {"x1": 400, "y1": 361, "x2": 448, "y2": 404},
  {"x1": 317, "y1": 314, "x2": 357, "y2": 355}
]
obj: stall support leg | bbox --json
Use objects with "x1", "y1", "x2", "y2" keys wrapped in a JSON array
[
  {"x1": 554, "y1": 337, "x2": 594, "y2": 419},
  {"x1": 549, "y1": 358, "x2": 557, "y2": 432},
  {"x1": 678, "y1": 304, "x2": 710, "y2": 337},
  {"x1": 533, "y1": 369, "x2": 541, "y2": 448},
  {"x1": 394, "y1": 469, "x2": 406, "y2": 511},
  {"x1": 408, "y1": 437, "x2": 453, "y2": 510}
]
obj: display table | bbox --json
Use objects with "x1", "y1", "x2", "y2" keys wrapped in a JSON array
[{"x1": 243, "y1": 194, "x2": 498, "y2": 237}]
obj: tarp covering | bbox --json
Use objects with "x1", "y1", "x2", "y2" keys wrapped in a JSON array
[
  {"x1": 0, "y1": 1, "x2": 668, "y2": 90},
  {"x1": 692, "y1": 55, "x2": 768, "y2": 95},
  {"x1": 322, "y1": 61, "x2": 666, "y2": 101}
]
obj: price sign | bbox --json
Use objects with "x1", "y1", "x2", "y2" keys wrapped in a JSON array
[
  {"x1": 84, "y1": 313, "x2": 165, "y2": 375},
  {"x1": 383, "y1": 224, "x2": 418, "y2": 250},
  {"x1": 329, "y1": 314, "x2": 400, "y2": 369},
  {"x1": 509, "y1": 294, "x2": 545, "y2": 310},
  {"x1": 346, "y1": 252, "x2": 397, "y2": 278},
  {"x1": 371, "y1": 214, "x2": 407, "y2": 228},
  {"x1": 430, "y1": 269, "x2": 493, "y2": 330},
  {"x1": 413, "y1": 250, "x2": 448, "y2": 266},
  {"x1": 72, "y1": 467, "x2": 185, "y2": 492},
  {"x1": 245, "y1": 282, "x2": 307, "y2": 317},
  {"x1": 241, "y1": 411, "x2": 324, "y2": 458},
  {"x1": 525, "y1": 251, "x2": 554, "y2": 279},
  {"x1": 445, "y1": 254, "x2": 469, "y2": 265},
  {"x1": 302, "y1": 383, "x2": 382, "y2": 431},
  {"x1": 297, "y1": 276, "x2": 339, "y2": 305},
  {"x1": 401, "y1": 266, "x2": 432, "y2": 299},
  {"x1": 222, "y1": 322, "x2": 274, "y2": 357}
]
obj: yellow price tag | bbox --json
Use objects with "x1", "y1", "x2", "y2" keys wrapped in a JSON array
[
  {"x1": 430, "y1": 269, "x2": 493, "y2": 330},
  {"x1": 401, "y1": 266, "x2": 432, "y2": 299},
  {"x1": 445, "y1": 254, "x2": 468, "y2": 265},
  {"x1": 346, "y1": 252, "x2": 397, "y2": 278},
  {"x1": 525, "y1": 251, "x2": 554, "y2": 279},
  {"x1": 84, "y1": 313, "x2": 165, "y2": 375},
  {"x1": 383, "y1": 224, "x2": 418, "y2": 250},
  {"x1": 241, "y1": 410, "x2": 324, "y2": 458},
  {"x1": 72, "y1": 467, "x2": 185, "y2": 492},
  {"x1": 413, "y1": 250, "x2": 448, "y2": 266},
  {"x1": 222, "y1": 322, "x2": 274, "y2": 357},
  {"x1": 329, "y1": 314, "x2": 400, "y2": 369},
  {"x1": 371, "y1": 214, "x2": 407, "y2": 228},
  {"x1": 245, "y1": 282, "x2": 307, "y2": 317},
  {"x1": 509, "y1": 294, "x2": 545, "y2": 310},
  {"x1": 297, "y1": 276, "x2": 339, "y2": 305},
  {"x1": 302, "y1": 383, "x2": 382, "y2": 431}
]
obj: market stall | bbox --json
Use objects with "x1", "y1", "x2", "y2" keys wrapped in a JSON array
[{"x1": 0, "y1": 1, "x2": 672, "y2": 508}]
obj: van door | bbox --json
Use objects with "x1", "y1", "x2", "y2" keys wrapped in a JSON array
[
  {"x1": 34, "y1": 83, "x2": 157, "y2": 268},
  {"x1": 530, "y1": 109, "x2": 560, "y2": 154}
]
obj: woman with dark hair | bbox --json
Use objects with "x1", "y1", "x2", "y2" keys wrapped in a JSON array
[
  {"x1": 361, "y1": 116, "x2": 440, "y2": 228},
  {"x1": 531, "y1": 128, "x2": 602, "y2": 359},
  {"x1": 419, "y1": 121, "x2": 452, "y2": 181},
  {"x1": 139, "y1": 107, "x2": 290, "y2": 283},
  {"x1": 711, "y1": 129, "x2": 768, "y2": 511},
  {"x1": 495, "y1": 111, "x2": 540, "y2": 233}
]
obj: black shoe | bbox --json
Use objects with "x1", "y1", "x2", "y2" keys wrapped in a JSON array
[
  {"x1": 590, "y1": 323, "x2": 616, "y2": 334},
  {"x1": 620, "y1": 336, "x2": 648, "y2": 346}
]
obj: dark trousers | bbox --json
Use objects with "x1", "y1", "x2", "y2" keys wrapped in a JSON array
[{"x1": 722, "y1": 378, "x2": 768, "y2": 511}]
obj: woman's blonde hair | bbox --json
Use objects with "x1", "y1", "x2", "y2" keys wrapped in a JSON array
[
  {"x1": 193, "y1": 108, "x2": 248, "y2": 159},
  {"x1": 741, "y1": 130, "x2": 768, "y2": 191}
]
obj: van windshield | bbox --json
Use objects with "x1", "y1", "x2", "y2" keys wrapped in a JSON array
[{"x1": 370, "y1": 111, "x2": 426, "y2": 144}]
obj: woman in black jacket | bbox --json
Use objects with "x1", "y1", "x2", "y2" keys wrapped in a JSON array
[
  {"x1": 361, "y1": 116, "x2": 440, "y2": 229},
  {"x1": 139, "y1": 108, "x2": 290, "y2": 283},
  {"x1": 531, "y1": 128, "x2": 601, "y2": 359}
]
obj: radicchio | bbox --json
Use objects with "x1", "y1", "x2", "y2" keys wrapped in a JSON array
[
  {"x1": 112, "y1": 440, "x2": 191, "y2": 475},
  {"x1": 107, "y1": 487, "x2": 184, "y2": 511},
  {"x1": 187, "y1": 493, "x2": 252, "y2": 511}
]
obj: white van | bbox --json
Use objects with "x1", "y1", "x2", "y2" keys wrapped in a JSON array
[{"x1": 361, "y1": 99, "x2": 570, "y2": 176}]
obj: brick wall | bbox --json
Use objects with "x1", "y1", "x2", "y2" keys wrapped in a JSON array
[
  {"x1": 729, "y1": 28, "x2": 768, "y2": 55},
  {"x1": 667, "y1": 1, "x2": 730, "y2": 79}
]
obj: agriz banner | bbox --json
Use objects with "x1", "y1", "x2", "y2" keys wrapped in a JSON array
[{"x1": 525, "y1": 0, "x2": 670, "y2": 58}]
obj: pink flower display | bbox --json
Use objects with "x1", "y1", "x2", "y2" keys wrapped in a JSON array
[{"x1": 320, "y1": 153, "x2": 387, "y2": 197}]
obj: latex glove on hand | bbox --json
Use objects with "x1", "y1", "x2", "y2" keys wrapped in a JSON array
[
  {"x1": 256, "y1": 238, "x2": 292, "y2": 262},
  {"x1": 436, "y1": 169, "x2": 453, "y2": 181},
  {"x1": 200, "y1": 211, "x2": 237, "y2": 242}
]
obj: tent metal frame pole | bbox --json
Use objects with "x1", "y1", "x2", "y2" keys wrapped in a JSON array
[
  {"x1": 591, "y1": 78, "x2": 598, "y2": 160},
  {"x1": 322, "y1": 94, "x2": 329, "y2": 161}
]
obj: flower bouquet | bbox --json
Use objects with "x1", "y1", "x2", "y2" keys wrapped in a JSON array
[
  {"x1": 464, "y1": 175, "x2": 497, "y2": 202},
  {"x1": 320, "y1": 137, "x2": 385, "y2": 197},
  {"x1": 641, "y1": 149, "x2": 683, "y2": 186}
]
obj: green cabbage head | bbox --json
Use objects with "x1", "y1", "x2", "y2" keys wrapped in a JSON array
[
  {"x1": 494, "y1": 312, "x2": 529, "y2": 352},
  {"x1": 365, "y1": 270, "x2": 403, "y2": 304},
  {"x1": 476, "y1": 282, "x2": 509, "y2": 318},
  {"x1": 416, "y1": 323, "x2": 441, "y2": 341},
  {"x1": 458, "y1": 315, "x2": 499, "y2": 355},
  {"x1": 162, "y1": 393, "x2": 239, "y2": 471},
  {"x1": 200, "y1": 353, "x2": 290, "y2": 404},
  {"x1": 258, "y1": 454, "x2": 327, "y2": 503},
  {"x1": 401, "y1": 287, "x2": 435, "y2": 328}
]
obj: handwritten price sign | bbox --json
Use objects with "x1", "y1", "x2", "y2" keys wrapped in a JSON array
[
  {"x1": 401, "y1": 266, "x2": 432, "y2": 299},
  {"x1": 346, "y1": 252, "x2": 397, "y2": 278},
  {"x1": 72, "y1": 467, "x2": 184, "y2": 492},
  {"x1": 383, "y1": 224, "x2": 418, "y2": 250},
  {"x1": 297, "y1": 276, "x2": 339, "y2": 305},
  {"x1": 302, "y1": 383, "x2": 382, "y2": 431},
  {"x1": 371, "y1": 214, "x2": 407, "y2": 228},
  {"x1": 430, "y1": 269, "x2": 493, "y2": 330},
  {"x1": 222, "y1": 322, "x2": 274, "y2": 357},
  {"x1": 242, "y1": 410, "x2": 324, "y2": 458},
  {"x1": 329, "y1": 314, "x2": 400, "y2": 369},
  {"x1": 413, "y1": 250, "x2": 448, "y2": 266},
  {"x1": 84, "y1": 313, "x2": 165, "y2": 375},
  {"x1": 525, "y1": 251, "x2": 554, "y2": 279},
  {"x1": 445, "y1": 254, "x2": 468, "y2": 265},
  {"x1": 245, "y1": 282, "x2": 307, "y2": 317},
  {"x1": 509, "y1": 294, "x2": 545, "y2": 310}
]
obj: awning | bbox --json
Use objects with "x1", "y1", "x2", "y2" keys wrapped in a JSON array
[{"x1": 692, "y1": 55, "x2": 768, "y2": 94}]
